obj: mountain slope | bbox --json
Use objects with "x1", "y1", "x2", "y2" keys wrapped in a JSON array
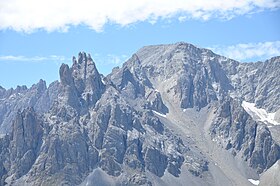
[{"x1": 0, "y1": 44, "x2": 279, "y2": 186}]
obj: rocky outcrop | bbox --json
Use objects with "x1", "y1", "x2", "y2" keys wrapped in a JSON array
[
  {"x1": 210, "y1": 99, "x2": 280, "y2": 173},
  {"x1": 221, "y1": 56, "x2": 280, "y2": 112},
  {"x1": 0, "y1": 108, "x2": 43, "y2": 185},
  {"x1": 25, "y1": 121, "x2": 99, "y2": 186},
  {"x1": 0, "y1": 135, "x2": 9, "y2": 185},
  {"x1": 10, "y1": 108, "x2": 43, "y2": 178},
  {"x1": 57, "y1": 52, "x2": 105, "y2": 115},
  {"x1": 132, "y1": 43, "x2": 234, "y2": 110}
]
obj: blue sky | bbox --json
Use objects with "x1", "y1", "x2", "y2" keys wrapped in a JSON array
[{"x1": 0, "y1": 0, "x2": 280, "y2": 89}]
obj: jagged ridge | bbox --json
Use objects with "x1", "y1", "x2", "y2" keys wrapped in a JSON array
[{"x1": 0, "y1": 43, "x2": 279, "y2": 186}]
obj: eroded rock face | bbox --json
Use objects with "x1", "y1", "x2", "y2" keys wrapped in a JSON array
[
  {"x1": 89, "y1": 87, "x2": 191, "y2": 183},
  {"x1": 250, "y1": 126, "x2": 280, "y2": 172},
  {"x1": 145, "y1": 148, "x2": 168, "y2": 177},
  {"x1": 0, "y1": 45, "x2": 279, "y2": 185},
  {"x1": 57, "y1": 52, "x2": 105, "y2": 114},
  {"x1": 0, "y1": 108, "x2": 43, "y2": 185},
  {"x1": 26, "y1": 121, "x2": 99, "y2": 186},
  {"x1": 210, "y1": 99, "x2": 280, "y2": 173},
  {"x1": 0, "y1": 80, "x2": 58, "y2": 133},
  {"x1": 220, "y1": 56, "x2": 280, "y2": 112},
  {"x1": 10, "y1": 108, "x2": 43, "y2": 176},
  {"x1": 0, "y1": 135, "x2": 9, "y2": 185}
]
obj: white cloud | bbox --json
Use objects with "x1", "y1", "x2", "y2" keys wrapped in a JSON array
[
  {"x1": 0, "y1": 53, "x2": 128, "y2": 66},
  {"x1": 93, "y1": 53, "x2": 128, "y2": 66},
  {"x1": 209, "y1": 41, "x2": 280, "y2": 61},
  {"x1": 0, "y1": 55, "x2": 69, "y2": 63},
  {"x1": 107, "y1": 54, "x2": 129, "y2": 65},
  {"x1": 0, "y1": 0, "x2": 279, "y2": 32}
]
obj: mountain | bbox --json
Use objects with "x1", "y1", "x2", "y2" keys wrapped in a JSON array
[{"x1": 0, "y1": 43, "x2": 279, "y2": 186}]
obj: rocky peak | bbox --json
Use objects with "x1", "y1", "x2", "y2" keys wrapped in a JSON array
[
  {"x1": 59, "y1": 63, "x2": 74, "y2": 86},
  {"x1": 14, "y1": 85, "x2": 28, "y2": 94},
  {"x1": 30, "y1": 79, "x2": 47, "y2": 94},
  {"x1": 57, "y1": 52, "x2": 105, "y2": 113},
  {"x1": 0, "y1": 86, "x2": 5, "y2": 98},
  {"x1": 72, "y1": 52, "x2": 102, "y2": 93},
  {"x1": 1, "y1": 43, "x2": 280, "y2": 186},
  {"x1": 78, "y1": 51, "x2": 88, "y2": 64},
  {"x1": 122, "y1": 43, "x2": 233, "y2": 110}
]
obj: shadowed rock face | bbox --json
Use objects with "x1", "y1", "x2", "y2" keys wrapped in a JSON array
[
  {"x1": 0, "y1": 108, "x2": 43, "y2": 184},
  {"x1": 0, "y1": 44, "x2": 279, "y2": 186},
  {"x1": 12, "y1": 108, "x2": 43, "y2": 175}
]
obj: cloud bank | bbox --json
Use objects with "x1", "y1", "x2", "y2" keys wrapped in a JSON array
[
  {"x1": 0, "y1": 0, "x2": 279, "y2": 32},
  {"x1": 209, "y1": 41, "x2": 280, "y2": 61},
  {"x1": 0, "y1": 55, "x2": 69, "y2": 63},
  {"x1": 2, "y1": 41, "x2": 280, "y2": 64}
]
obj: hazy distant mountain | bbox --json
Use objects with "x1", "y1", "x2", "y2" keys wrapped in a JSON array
[{"x1": 0, "y1": 42, "x2": 279, "y2": 186}]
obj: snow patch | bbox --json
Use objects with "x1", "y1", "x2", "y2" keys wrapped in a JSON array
[
  {"x1": 101, "y1": 78, "x2": 106, "y2": 85},
  {"x1": 248, "y1": 179, "x2": 260, "y2": 185},
  {"x1": 9, "y1": 94, "x2": 17, "y2": 99},
  {"x1": 212, "y1": 83, "x2": 218, "y2": 91},
  {"x1": 152, "y1": 110, "x2": 167, "y2": 118},
  {"x1": 242, "y1": 101, "x2": 279, "y2": 125},
  {"x1": 247, "y1": 69, "x2": 258, "y2": 76}
]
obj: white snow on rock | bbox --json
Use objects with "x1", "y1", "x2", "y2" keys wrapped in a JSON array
[
  {"x1": 242, "y1": 101, "x2": 279, "y2": 125},
  {"x1": 248, "y1": 179, "x2": 260, "y2": 185},
  {"x1": 212, "y1": 82, "x2": 219, "y2": 91},
  {"x1": 152, "y1": 110, "x2": 167, "y2": 118},
  {"x1": 127, "y1": 128, "x2": 140, "y2": 140}
]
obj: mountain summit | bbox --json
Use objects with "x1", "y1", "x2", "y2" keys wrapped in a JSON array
[{"x1": 0, "y1": 42, "x2": 280, "y2": 186}]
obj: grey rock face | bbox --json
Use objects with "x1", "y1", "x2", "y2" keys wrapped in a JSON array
[
  {"x1": 132, "y1": 43, "x2": 234, "y2": 110},
  {"x1": 210, "y1": 99, "x2": 280, "y2": 173},
  {"x1": 145, "y1": 90, "x2": 168, "y2": 114},
  {"x1": 90, "y1": 87, "x2": 191, "y2": 183},
  {"x1": 10, "y1": 108, "x2": 43, "y2": 178},
  {"x1": 0, "y1": 135, "x2": 9, "y2": 185},
  {"x1": 0, "y1": 108, "x2": 43, "y2": 185},
  {"x1": 72, "y1": 52, "x2": 105, "y2": 106},
  {"x1": 0, "y1": 45, "x2": 279, "y2": 186},
  {"x1": 57, "y1": 52, "x2": 105, "y2": 114},
  {"x1": 250, "y1": 126, "x2": 280, "y2": 172},
  {"x1": 145, "y1": 148, "x2": 168, "y2": 177},
  {"x1": 274, "y1": 109, "x2": 280, "y2": 123},
  {"x1": 221, "y1": 56, "x2": 280, "y2": 112},
  {"x1": 0, "y1": 80, "x2": 59, "y2": 133},
  {"x1": 27, "y1": 122, "x2": 99, "y2": 186}
]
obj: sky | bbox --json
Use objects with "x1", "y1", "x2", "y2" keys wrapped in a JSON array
[{"x1": 0, "y1": 0, "x2": 280, "y2": 89}]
